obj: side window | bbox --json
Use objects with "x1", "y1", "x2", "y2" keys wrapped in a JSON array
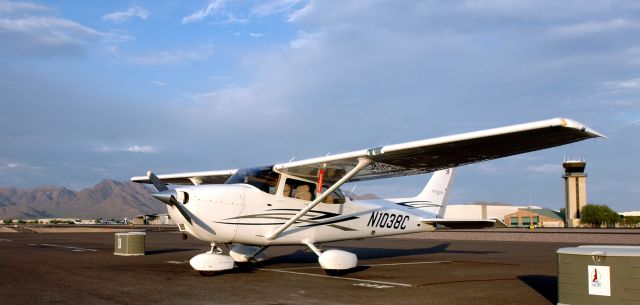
[
  {"x1": 320, "y1": 186, "x2": 346, "y2": 204},
  {"x1": 283, "y1": 179, "x2": 316, "y2": 201}
]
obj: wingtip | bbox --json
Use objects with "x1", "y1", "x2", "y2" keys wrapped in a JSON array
[
  {"x1": 587, "y1": 128, "x2": 607, "y2": 139},
  {"x1": 558, "y1": 117, "x2": 607, "y2": 139}
]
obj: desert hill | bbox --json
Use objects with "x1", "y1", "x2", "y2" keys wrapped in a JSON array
[{"x1": 0, "y1": 180, "x2": 164, "y2": 220}]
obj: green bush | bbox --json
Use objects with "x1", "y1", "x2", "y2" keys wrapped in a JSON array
[
  {"x1": 49, "y1": 219, "x2": 76, "y2": 224},
  {"x1": 621, "y1": 216, "x2": 640, "y2": 227},
  {"x1": 580, "y1": 204, "x2": 621, "y2": 227}
]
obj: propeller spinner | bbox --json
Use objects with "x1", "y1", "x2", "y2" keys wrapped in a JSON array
[{"x1": 147, "y1": 171, "x2": 193, "y2": 225}]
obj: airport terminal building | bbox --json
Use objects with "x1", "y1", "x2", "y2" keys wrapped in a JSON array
[{"x1": 444, "y1": 204, "x2": 564, "y2": 228}]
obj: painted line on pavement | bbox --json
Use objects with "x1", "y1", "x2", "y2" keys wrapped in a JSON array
[
  {"x1": 40, "y1": 243, "x2": 97, "y2": 252},
  {"x1": 255, "y1": 268, "x2": 413, "y2": 287},
  {"x1": 277, "y1": 260, "x2": 451, "y2": 270},
  {"x1": 165, "y1": 260, "x2": 190, "y2": 264},
  {"x1": 361, "y1": 260, "x2": 452, "y2": 267}
]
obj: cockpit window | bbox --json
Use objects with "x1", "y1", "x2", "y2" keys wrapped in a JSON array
[
  {"x1": 282, "y1": 178, "x2": 346, "y2": 204},
  {"x1": 283, "y1": 178, "x2": 316, "y2": 201},
  {"x1": 225, "y1": 166, "x2": 279, "y2": 194}
]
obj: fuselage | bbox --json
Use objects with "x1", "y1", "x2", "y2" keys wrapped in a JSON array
[{"x1": 169, "y1": 183, "x2": 437, "y2": 246}]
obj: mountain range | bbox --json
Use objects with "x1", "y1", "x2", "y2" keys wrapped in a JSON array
[{"x1": 0, "y1": 180, "x2": 164, "y2": 220}]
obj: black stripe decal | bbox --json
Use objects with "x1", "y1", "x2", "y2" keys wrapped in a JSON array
[
  {"x1": 214, "y1": 212, "x2": 360, "y2": 231},
  {"x1": 395, "y1": 201, "x2": 440, "y2": 209}
]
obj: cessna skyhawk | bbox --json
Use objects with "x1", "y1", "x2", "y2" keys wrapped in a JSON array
[{"x1": 132, "y1": 117, "x2": 602, "y2": 275}]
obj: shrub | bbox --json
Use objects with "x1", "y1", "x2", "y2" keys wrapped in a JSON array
[{"x1": 580, "y1": 204, "x2": 621, "y2": 227}]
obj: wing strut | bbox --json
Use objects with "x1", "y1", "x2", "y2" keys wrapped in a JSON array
[{"x1": 265, "y1": 157, "x2": 372, "y2": 241}]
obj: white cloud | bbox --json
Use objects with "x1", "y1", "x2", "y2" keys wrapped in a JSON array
[
  {"x1": 125, "y1": 145, "x2": 157, "y2": 153},
  {"x1": 0, "y1": 5, "x2": 130, "y2": 58},
  {"x1": 183, "y1": 0, "x2": 304, "y2": 24},
  {"x1": 627, "y1": 120, "x2": 640, "y2": 126},
  {"x1": 182, "y1": 0, "x2": 225, "y2": 24},
  {"x1": 514, "y1": 155, "x2": 545, "y2": 161},
  {"x1": 249, "y1": 33, "x2": 264, "y2": 37},
  {"x1": 102, "y1": 5, "x2": 150, "y2": 24},
  {"x1": 602, "y1": 78, "x2": 640, "y2": 91},
  {"x1": 550, "y1": 19, "x2": 640, "y2": 37},
  {"x1": 288, "y1": 30, "x2": 322, "y2": 48},
  {"x1": 252, "y1": 0, "x2": 304, "y2": 16},
  {"x1": 182, "y1": 0, "x2": 248, "y2": 24},
  {"x1": 287, "y1": 1, "x2": 312, "y2": 22},
  {"x1": 148, "y1": 80, "x2": 167, "y2": 86},
  {"x1": 97, "y1": 145, "x2": 158, "y2": 154},
  {"x1": 471, "y1": 163, "x2": 503, "y2": 175},
  {"x1": 0, "y1": 0, "x2": 51, "y2": 14},
  {"x1": 527, "y1": 164, "x2": 562, "y2": 174},
  {"x1": 626, "y1": 47, "x2": 640, "y2": 65},
  {"x1": 130, "y1": 44, "x2": 214, "y2": 65},
  {"x1": 0, "y1": 16, "x2": 103, "y2": 56},
  {"x1": 0, "y1": 161, "x2": 42, "y2": 171},
  {"x1": 179, "y1": 85, "x2": 288, "y2": 130}
]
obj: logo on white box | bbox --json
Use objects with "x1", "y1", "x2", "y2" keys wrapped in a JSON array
[{"x1": 588, "y1": 265, "x2": 611, "y2": 296}]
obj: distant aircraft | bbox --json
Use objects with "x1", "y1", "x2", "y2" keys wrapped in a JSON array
[{"x1": 132, "y1": 118, "x2": 602, "y2": 275}]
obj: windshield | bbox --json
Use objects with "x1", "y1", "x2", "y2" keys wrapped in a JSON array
[{"x1": 225, "y1": 165, "x2": 279, "y2": 194}]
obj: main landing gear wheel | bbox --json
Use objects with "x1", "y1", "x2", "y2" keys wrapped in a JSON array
[{"x1": 318, "y1": 249, "x2": 358, "y2": 276}]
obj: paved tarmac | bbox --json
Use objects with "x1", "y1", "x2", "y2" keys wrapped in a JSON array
[{"x1": 0, "y1": 231, "x2": 635, "y2": 305}]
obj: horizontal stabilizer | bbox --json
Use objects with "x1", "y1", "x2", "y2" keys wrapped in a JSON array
[{"x1": 420, "y1": 218, "x2": 496, "y2": 229}]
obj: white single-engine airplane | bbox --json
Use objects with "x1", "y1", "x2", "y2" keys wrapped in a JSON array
[{"x1": 132, "y1": 118, "x2": 602, "y2": 275}]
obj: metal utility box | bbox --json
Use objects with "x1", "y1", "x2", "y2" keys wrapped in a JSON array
[
  {"x1": 557, "y1": 245, "x2": 640, "y2": 305},
  {"x1": 114, "y1": 232, "x2": 146, "y2": 256}
]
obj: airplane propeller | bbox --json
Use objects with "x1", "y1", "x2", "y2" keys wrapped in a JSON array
[{"x1": 147, "y1": 171, "x2": 193, "y2": 225}]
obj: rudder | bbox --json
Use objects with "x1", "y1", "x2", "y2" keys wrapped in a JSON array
[{"x1": 415, "y1": 168, "x2": 455, "y2": 218}]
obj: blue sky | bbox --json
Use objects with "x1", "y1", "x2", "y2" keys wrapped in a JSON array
[{"x1": 0, "y1": 0, "x2": 638, "y2": 211}]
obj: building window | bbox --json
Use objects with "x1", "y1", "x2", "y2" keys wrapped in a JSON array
[
  {"x1": 533, "y1": 216, "x2": 539, "y2": 225},
  {"x1": 522, "y1": 216, "x2": 530, "y2": 226},
  {"x1": 510, "y1": 217, "x2": 519, "y2": 226}
]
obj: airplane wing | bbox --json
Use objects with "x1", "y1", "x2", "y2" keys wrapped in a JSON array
[
  {"x1": 131, "y1": 169, "x2": 237, "y2": 185},
  {"x1": 274, "y1": 118, "x2": 604, "y2": 183}
]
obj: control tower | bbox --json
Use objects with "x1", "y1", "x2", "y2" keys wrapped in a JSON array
[{"x1": 563, "y1": 160, "x2": 587, "y2": 227}]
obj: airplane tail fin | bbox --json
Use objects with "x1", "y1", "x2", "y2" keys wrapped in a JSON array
[{"x1": 414, "y1": 168, "x2": 455, "y2": 218}]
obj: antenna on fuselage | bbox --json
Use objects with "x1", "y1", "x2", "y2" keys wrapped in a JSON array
[
  {"x1": 349, "y1": 185, "x2": 358, "y2": 197},
  {"x1": 288, "y1": 156, "x2": 296, "y2": 162}
]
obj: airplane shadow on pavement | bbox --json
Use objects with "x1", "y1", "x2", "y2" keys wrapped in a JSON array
[
  {"x1": 259, "y1": 242, "x2": 500, "y2": 266},
  {"x1": 144, "y1": 248, "x2": 199, "y2": 255}
]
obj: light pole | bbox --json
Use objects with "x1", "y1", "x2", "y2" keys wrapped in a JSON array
[{"x1": 529, "y1": 195, "x2": 535, "y2": 230}]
